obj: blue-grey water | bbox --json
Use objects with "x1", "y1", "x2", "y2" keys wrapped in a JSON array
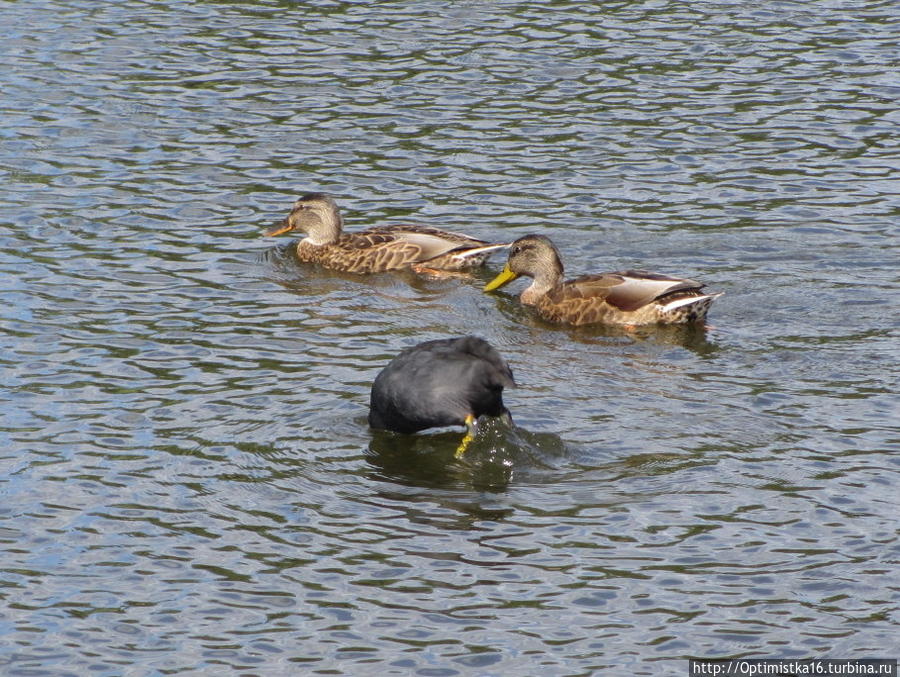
[{"x1": 2, "y1": 1, "x2": 899, "y2": 675}]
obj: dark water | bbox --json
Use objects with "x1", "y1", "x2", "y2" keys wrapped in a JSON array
[{"x1": 2, "y1": 1, "x2": 899, "y2": 674}]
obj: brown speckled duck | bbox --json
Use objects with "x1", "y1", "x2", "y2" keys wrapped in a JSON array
[
  {"x1": 484, "y1": 235, "x2": 722, "y2": 326},
  {"x1": 264, "y1": 193, "x2": 509, "y2": 274}
]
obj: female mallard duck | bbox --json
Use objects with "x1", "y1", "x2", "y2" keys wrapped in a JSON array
[
  {"x1": 484, "y1": 235, "x2": 722, "y2": 326},
  {"x1": 264, "y1": 193, "x2": 508, "y2": 274},
  {"x1": 368, "y1": 336, "x2": 515, "y2": 456}
]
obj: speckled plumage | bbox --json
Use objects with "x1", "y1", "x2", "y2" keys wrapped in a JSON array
[
  {"x1": 265, "y1": 193, "x2": 508, "y2": 274},
  {"x1": 484, "y1": 235, "x2": 722, "y2": 326}
]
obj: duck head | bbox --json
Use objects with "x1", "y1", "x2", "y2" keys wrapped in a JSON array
[{"x1": 264, "y1": 192, "x2": 343, "y2": 244}]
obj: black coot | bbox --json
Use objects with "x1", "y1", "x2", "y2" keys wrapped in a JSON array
[{"x1": 368, "y1": 336, "x2": 515, "y2": 455}]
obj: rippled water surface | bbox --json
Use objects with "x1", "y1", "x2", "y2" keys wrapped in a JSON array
[{"x1": 2, "y1": 1, "x2": 899, "y2": 674}]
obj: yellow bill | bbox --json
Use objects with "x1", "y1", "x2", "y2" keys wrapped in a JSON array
[{"x1": 483, "y1": 264, "x2": 520, "y2": 292}]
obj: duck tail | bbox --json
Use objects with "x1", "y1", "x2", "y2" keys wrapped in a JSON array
[{"x1": 659, "y1": 292, "x2": 724, "y2": 322}]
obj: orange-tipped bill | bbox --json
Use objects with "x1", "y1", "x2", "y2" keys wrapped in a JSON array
[
  {"x1": 263, "y1": 219, "x2": 293, "y2": 237},
  {"x1": 483, "y1": 264, "x2": 520, "y2": 292}
]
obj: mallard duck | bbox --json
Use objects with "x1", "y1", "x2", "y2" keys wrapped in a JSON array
[
  {"x1": 264, "y1": 193, "x2": 509, "y2": 274},
  {"x1": 484, "y1": 235, "x2": 722, "y2": 326},
  {"x1": 368, "y1": 336, "x2": 515, "y2": 456}
]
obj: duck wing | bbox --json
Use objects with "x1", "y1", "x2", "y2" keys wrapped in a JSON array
[
  {"x1": 340, "y1": 225, "x2": 483, "y2": 256},
  {"x1": 377, "y1": 224, "x2": 492, "y2": 255},
  {"x1": 554, "y1": 270, "x2": 704, "y2": 312},
  {"x1": 332, "y1": 225, "x2": 505, "y2": 271}
]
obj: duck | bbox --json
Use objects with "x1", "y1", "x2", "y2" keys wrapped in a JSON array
[
  {"x1": 368, "y1": 336, "x2": 515, "y2": 457},
  {"x1": 264, "y1": 193, "x2": 509, "y2": 274},
  {"x1": 484, "y1": 234, "x2": 722, "y2": 326}
]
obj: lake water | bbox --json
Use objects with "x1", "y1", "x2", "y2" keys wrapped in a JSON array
[{"x1": 2, "y1": 1, "x2": 899, "y2": 675}]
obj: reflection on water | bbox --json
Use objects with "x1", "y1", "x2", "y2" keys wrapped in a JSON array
[
  {"x1": 367, "y1": 418, "x2": 569, "y2": 494},
  {"x1": 2, "y1": 0, "x2": 899, "y2": 674}
]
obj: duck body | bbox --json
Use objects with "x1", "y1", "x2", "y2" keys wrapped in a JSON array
[
  {"x1": 532, "y1": 270, "x2": 719, "y2": 325},
  {"x1": 266, "y1": 193, "x2": 507, "y2": 274},
  {"x1": 485, "y1": 235, "x2": 721, "y2": 326},
  {"x1": 295, "y1": 224, "x2": 504, "y2": 274},
  {"x1": 368, "y1": 336, "x2": 515, "y2": 438}
]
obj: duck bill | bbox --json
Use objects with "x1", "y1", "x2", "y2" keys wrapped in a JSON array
[
  {"x1": 263, "y1": 219, "x2": 293, "y2": 237},
  {"x1": 483, "y1": 264, "x2": 520, "y2": 292}
]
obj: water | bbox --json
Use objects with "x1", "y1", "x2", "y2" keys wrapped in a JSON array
[{"x1": 2, "y1": 1, "x2": 899, "y2": 674}]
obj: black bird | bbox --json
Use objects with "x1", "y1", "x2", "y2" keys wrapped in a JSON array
[{"x1": 368, "y1": 336, "x2": 515, "y2": 456}]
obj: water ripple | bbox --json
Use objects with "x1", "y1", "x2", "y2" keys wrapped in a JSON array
[{"x1": 1, "y1": 0, "x2": 898, "y2": 674}]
